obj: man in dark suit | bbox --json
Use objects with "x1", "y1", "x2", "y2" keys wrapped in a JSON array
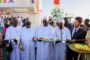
[
  {"x1": 72, "y1": 17, "x2": 86, "y2": 40},
  {"x1": 64, "y1": 17, "x2": 73, "y2": 34},
  {"x1": 67, "y1": 17, "x2": 87, "y2": 60}
]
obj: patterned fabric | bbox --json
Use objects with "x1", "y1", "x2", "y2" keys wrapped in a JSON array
[
  {"x1": 0, "y1": 46, "x2": 8, "y2": 60},
  {"x1": 0, "y1": 48, "x2": 3, "y2": 60},
  {"x1": 3, "y1": 48, "x2": 8, "y2": 60},
  {"x1": 0, "y1": 26, "x2": 3, "y2": 33}
]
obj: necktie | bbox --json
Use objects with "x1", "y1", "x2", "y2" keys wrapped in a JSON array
[
  {"x1": 74, "y1": 29, "x2": 77, "y2": 35},
  {"x1": 72, "y1": 29, "x2": 77, "y2": 39}
]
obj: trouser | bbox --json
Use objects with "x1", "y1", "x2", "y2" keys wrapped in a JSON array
[{"x1": 66, "y1": 46, "x2": 78, "y2": 60}]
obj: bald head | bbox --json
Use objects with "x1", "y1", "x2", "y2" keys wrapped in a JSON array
[
  {"x1": 42, "y1": 19, "x2": 48, "y2": 27},
  {"x1": 58, "y1": 20, "x2": 65, "y2": 29},
  {"x1": 12, "y1": 17, "x2": 18, "y2": 27},
  {"x1": 25, "y1": 21, "x2": 31, "y2": 28}
]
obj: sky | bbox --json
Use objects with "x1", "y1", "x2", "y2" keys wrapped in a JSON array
[
  {"x1": 41, "y1": 0, "x2": 53, "y2": 18},
  {"x1": 41, "y1": 0, "x2": 90, "y2": 19}
]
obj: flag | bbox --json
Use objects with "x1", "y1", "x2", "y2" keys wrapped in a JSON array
[
  {"x1": 4, "y1": 0, "x2": 6, "y2": 3},
  {"x1": 8, "y1": 0, "x2": 15, "y2": 3},
  {"x1": 54, "y1": 0, "x2": 59, "y2": 5},
  {"x1": 31, "y1": 0, "x2": 34, "y2": 3},
  {"x1": 0, "y1": 0, "x2": 1, "y2": 3},
  {"x1": 54, "y1": 0, "x2": 60, "y2": 8},
  {"x1": 0, "y1": 0, "x2": 7, "y2": 3},
  {"x1": 0, "y1": 0, "x2": 3, "y2": 3}
]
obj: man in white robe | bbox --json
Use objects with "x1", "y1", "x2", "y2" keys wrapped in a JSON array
[
  {"x1": 34, "y1": 19, "x2": 54, "y2": 60},
  {"x1": 17, "y1": 16, "x2": 23, "y2": 27},
  {"x1": 5, "y1": 17, "x2": 21, "y2": 60},
  {"x1": 54, "y1": 20, "x2": 71, "y2": 60},
  {"x1": 85, "y1": 30, "x2": 90, "y2": 60},
  {"x1": 20, "y1": 21, "x2": 35, "y2": 60}
]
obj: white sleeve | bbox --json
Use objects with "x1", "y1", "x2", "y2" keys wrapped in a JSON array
[
  {"x1": 54, "y1": 29, "x2": 58, "y2": 41},
  {"x1": 34, "y1": 28, "x2": 38, "y2": 38},
  {"x1": 5, "y1": 28, "x2": 11, "y2": 46},
  {"x1": 66, "y1": 28, "x2": 71, "y2": 40},
  {"x1": 5, "y1": 28, "x2": 11, "y2": 40},
  {"x1": 49, "y1": 28, "x2": 54, "y2": 40}
]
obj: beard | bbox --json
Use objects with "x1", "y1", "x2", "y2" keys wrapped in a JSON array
[
  {"x1": 59, "y1": 26, "x2": 63, "y2": 29},
  {"x1": 58, "y1": 23, "x2": 64, "y2": 29}
]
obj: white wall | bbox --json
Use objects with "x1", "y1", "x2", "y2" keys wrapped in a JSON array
[{"x1": 12, "y1": 13, "x2": 41, "y2": 27}]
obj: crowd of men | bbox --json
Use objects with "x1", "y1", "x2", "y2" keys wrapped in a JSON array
[{"x1": 0, "y1": 16, "x2": 90, "y2": 60}]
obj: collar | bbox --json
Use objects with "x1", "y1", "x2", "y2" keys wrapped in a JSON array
[{"x1": 74, "y1": 27, "x2": 80, "y2": 31}]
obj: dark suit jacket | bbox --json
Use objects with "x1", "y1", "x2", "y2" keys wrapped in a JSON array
[
  {"x1": 72, "y1": 28, "x2": 87, "y2": 43},
  {"x1": 66, "y1": 28, "x2": 87, "y2": 60},
  {"x1": 65, "y1": 23, "x2": 73, "y2": 34}
]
